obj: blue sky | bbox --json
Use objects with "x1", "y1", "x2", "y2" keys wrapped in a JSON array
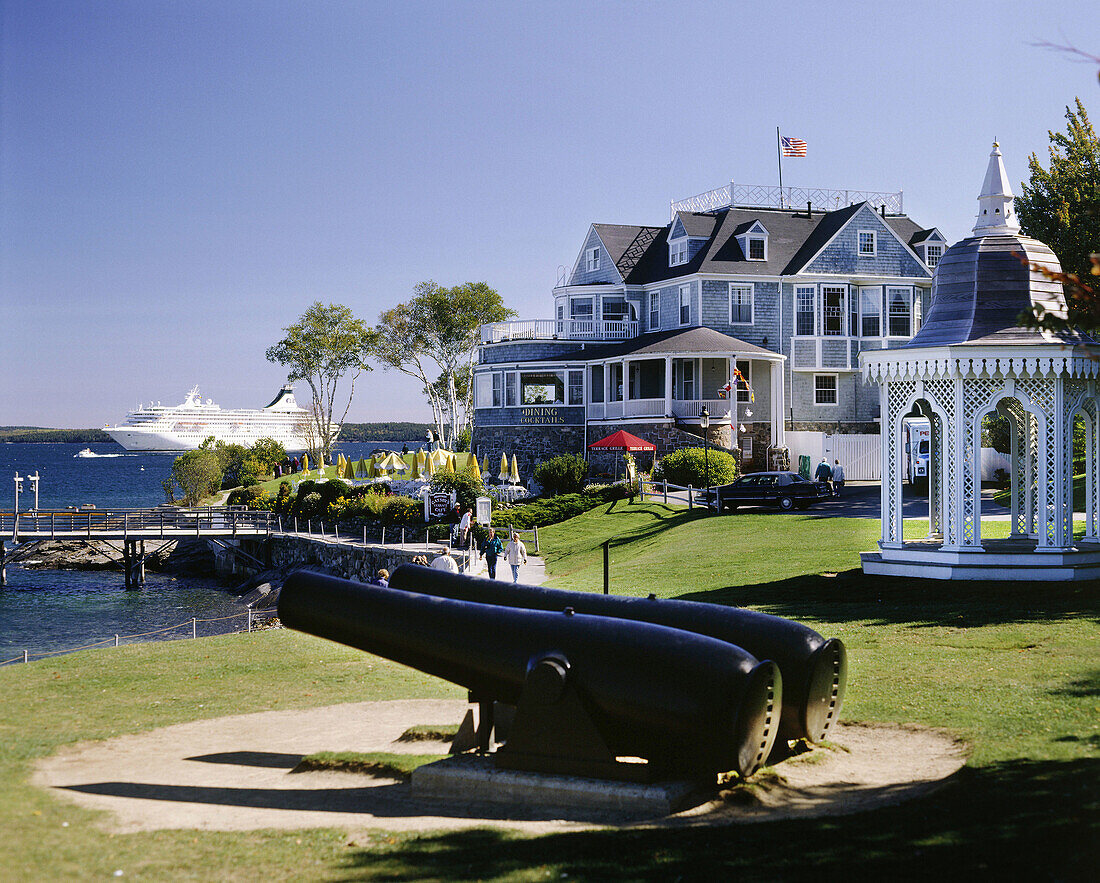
[{"x1": 2, "y1": 0, "x2": 1096, "y2": 427}]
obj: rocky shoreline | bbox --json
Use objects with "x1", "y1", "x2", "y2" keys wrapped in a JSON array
[{"x1": 16, "y1": 539, "x2": 217, "y2": 576}]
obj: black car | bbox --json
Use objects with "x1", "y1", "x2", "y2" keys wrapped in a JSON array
[{"x1": 707, "y1": 471, "x2": 831, "y2": 511}]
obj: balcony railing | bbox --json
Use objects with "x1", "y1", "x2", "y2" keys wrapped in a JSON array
[
  {"x1": 670, "y1": 182, "x2": 904, "y2": 218},
  {"x1": 481, "y1": 319, "x2": 639, "y2": 344},
  {"x1": 586, "y1": 398, "x2": 734, "y2": 421}
]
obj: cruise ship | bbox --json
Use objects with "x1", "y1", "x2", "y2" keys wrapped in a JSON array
[{"x1": 105, "y1": 386, "x2": 334, "y2": 451}]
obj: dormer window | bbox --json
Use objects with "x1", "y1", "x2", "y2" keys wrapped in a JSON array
[
  {"x1": 925, "y1": 244, "x2": 943, "y2": 268},
  {"x1": 670, "y1": 239, "x2": 689, "y2": 266},
  {"x1": 858, "y1": 230, "x2": 877, "y2": 255},
  {"x1": 735, "y1": 221, "x2": 769, "y2": 262},
  {"x1": 586, "y1": 247, "x2": 600, "y2": 272}
]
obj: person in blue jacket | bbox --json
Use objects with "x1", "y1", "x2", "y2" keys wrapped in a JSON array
[
  {"x1": 814, "y1": 457, "x2": 834, "y2": 495},
  {"x1": 479, "y1": 527, "x2": 505, "y2": 579}
]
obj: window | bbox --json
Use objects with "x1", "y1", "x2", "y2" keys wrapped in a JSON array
[
  {"x1": 888, "y1": 288, "x2": 911, "y2": 336},
  {"x1": 822, "y1": 286, "x2": 846, "y2": 336},
  {"x1": 748, "y1": 237, "x2": 766, "y2": 260},
  {"x1": 814, "y1": 374, "x2": 838, "y2": 405},
  {"x1": 610, "y1": 363, "x2": 623, "y2": 401},
  {"x1": 475, "y1": 373, "x2": 495, "y2": 409},
  {"x1": 570, "y1": 297, "x2": 593, "y2": 319},
  {"x1": 925, "y1": 244, "x2": 943, "y2": 268},
  {"x1": 568, "y1": 370, "x2": 584, "y2": 405},
  {"x1": 649, "y1": 291, "x2": 660, "y2": 330},
  {"x1": 586, "y1": 247, "x2": 600, "y2": 272},
  {"x1": 682, "y1": 360, "x2": 695, "y2": 400},
  {"x1": 602, "y1": 297, "x2": 628, "y2": 322},
  {"x1": 679, "y1": 285, "x2": 691, "y2": 325},
  {"x1": 729, "y1": 283, "x2": 753, "y2": 324},
  {"x1": 858, "y1": 230, "x2": 876, "y2": 255},
  {"x1": 492, "y1": 373, "x2": 503, "y2": 407},
  {"x1": 590, "y1": 365, "x2": 604, "y2": 403},
  {"x1": 670, "y1": 239, "x2": 688, "y2": 266},
  {"x1": 504, "y1": 372, "x2": 517, "y2": 407},
  {"x1": 735, "y1": 360, "x2": 752, "y2": 403},
  {"x1": 914, "y1": 290, "x2": 924, "y2": 330},
  {"x1": 520, "y1": 372, "x2": 564, "y2": 405},
  {"x1": 860, "y1": 287, "x2": 881, "y2": 337},
  {"x1": 796, "y1": 286, "x2": 816, "y2": 335}
]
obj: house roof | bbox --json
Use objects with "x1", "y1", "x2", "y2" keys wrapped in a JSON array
[
  {"x1": 612, "y1": 202, "x2": 927, "y2": 284},
  {"x1": 548, "y1": 327, "x2": 779, "y2": 362},
  {"x1": 592, "y1": 224, "x2": 665, "y2": 281}
]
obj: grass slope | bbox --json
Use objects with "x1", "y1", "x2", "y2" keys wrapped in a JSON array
[{"x1": 1, "y1": 502, "x2": 1097, "y2": 879}]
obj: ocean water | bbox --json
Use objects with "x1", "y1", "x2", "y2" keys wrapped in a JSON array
[{"x1": 0, "y1": 440, "x2": 410, "y2": 661}]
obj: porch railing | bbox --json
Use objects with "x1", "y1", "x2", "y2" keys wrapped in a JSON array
[
  {"x1": 586, "y1": 398, "x2": 735, "y2": 421},
  {"x1": 480, "y1": 319, "x2": 639, "y2": 344}
]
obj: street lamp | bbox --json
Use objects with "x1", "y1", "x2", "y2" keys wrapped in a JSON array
[
  {"x1": 13, "y1": 473, "x2": 22, "y2": 514},
  {"x1": 28, "y1": 472, "x2": 39, "y2": 511},
  {"x1": 700, "y1": 407, "x2": 711, "y2": 512}
]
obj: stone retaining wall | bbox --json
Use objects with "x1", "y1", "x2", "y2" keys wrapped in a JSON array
[{"x1": 238, "y1": 535, "x2": 457, "y2": 585}]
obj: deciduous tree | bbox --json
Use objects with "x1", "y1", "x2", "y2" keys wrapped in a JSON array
[
  {"x1": 170, "y1": 449, "x2": 223, "y2": 506},
  {"x1": 266, "y1": 302, "x2": 376, "y2": 462},
  {"x1": 371, "y1": 282, "x2": 514, "y2": 449},
  {"x1": 1016, "y1": 98, "x2": 1100, "y2": 330}
]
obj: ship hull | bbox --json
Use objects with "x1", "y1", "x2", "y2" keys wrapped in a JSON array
[{"x1": 106, "y1": 427, "x2": 333, "y2": 452}]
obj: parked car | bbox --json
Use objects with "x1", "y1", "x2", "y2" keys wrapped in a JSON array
[{"x1": 706, "y1": 471, "x2": 831, "y2": 512}]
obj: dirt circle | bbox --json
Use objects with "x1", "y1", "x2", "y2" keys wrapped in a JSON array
[{"x1": 34, "y1": 700, "x2": 967, "y2": 835}]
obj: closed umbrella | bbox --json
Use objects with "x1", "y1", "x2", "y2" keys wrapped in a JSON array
[
  {"x1": 301, "y1": 453, "x2": 310, "y2": 472},
  {"x1": 343, "y1": 457, "x2": 356, "y2": 480},
  {"x1": 408, "y1": 452, "x2": 420, "y2": 480},
  {"x1": 482, "y1": 455, "x2": 489, "y2": 473},
  {"x1": 424, "y1": 452, "x2": 436, "y2": 477},
  {"x1": 498, "y1": 453, "x2": 509, "y2": 483},
  {"x1": 509, "y1": 454, "x2": 521, "y2": 485},
  {"x1": 469, "y1": 455, "x2": 482, "y2": 482}
]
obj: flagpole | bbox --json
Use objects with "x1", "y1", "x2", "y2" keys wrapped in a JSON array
[{"x1": 776, "y1": 126, "x2": 784, "y2": 208}]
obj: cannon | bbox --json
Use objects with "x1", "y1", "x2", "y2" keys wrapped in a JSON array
[
  {"x1": 388, "y1": 564, "x2": 846, "y2": 743},
  {"x1": 278, "y1": 570, "x2": 781, "y2": 780}
]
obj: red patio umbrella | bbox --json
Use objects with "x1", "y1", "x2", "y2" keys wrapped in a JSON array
[
  {"x1": 587, "y1": 430, "x2": 656, "y2": 452},
  {"x1": 588, "y1": 430, "x2": 656, "y2": 480}
]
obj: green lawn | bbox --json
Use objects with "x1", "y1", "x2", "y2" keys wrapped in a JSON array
[{"x1": 1, "y1": 502, "x2": 1097, "y2": 880}]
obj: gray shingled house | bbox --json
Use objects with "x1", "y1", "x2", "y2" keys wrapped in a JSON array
[{"x1": 473, "y1": 182, "x2": 944, "y2": 477}]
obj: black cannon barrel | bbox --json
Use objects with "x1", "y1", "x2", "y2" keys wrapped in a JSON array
[
  {"x1": 278, "y1": 570, "x2": 781, "y2": 777},
  {"x1": 388, "y1": 564, "x2": 845, "y2": 743}
]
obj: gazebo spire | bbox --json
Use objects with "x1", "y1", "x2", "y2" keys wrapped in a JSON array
[{"x1": 972, "y1": 141, "x2": 1020, "y2": 236}]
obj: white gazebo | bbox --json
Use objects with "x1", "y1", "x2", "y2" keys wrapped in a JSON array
[{"x1": 860, "y1": 143, "x2": 1100, "y2": 580}]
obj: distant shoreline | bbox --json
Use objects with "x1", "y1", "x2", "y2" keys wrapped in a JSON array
[{"x1": 0, "y1": 422, "x2": 436, "y2": 445}]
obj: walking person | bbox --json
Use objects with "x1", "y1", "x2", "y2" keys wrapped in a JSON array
[
  {"x1": 814, "y1": 457, "x2": 834, "y2": 496},
  {"x1": 479, "y1": 527, "x2": 505, "y2": 579},
  {"x1": 430, "y1": 549, "x2": 460, "y2": 573},
  {"x1": 831, "y1": 459, "x2": 846, "y2": 497},
  {"x1": 504, "y1": 531, "x2": 528, "y2": 584},
  {"x1": 459, "y1": 507, "x2": 473, "y2": 545}
]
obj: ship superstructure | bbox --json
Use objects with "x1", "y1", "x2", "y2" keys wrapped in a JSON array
[{"x1": 105, "y1": 385, "x2": 334, "y2": 451}]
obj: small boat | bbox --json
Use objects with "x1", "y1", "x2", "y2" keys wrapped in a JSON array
[{"x1": 75, "y1": 448, "x2": 95, "y2": 458}]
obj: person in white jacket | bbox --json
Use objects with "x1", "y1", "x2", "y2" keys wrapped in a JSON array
[
  {"x1": 430, "y1": 549, "x2": 460, "y2": 573},
  {"x1": 504, "y1": 532, "x2": 528, "y2": 584},
  {"x1": 832, "y1": 459, "x2": 846, "y2": 497}
]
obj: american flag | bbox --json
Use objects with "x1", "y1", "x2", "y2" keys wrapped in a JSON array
[{"x1": 781, "y1": 136, "x2": 807, "y2": 157}]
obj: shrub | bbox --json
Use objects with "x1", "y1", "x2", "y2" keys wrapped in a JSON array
[
  {"x1": 487, "y1": 484, "x2": 629, "y2": 531},
  {"x1": 430, "y1": 468, "x2": 484, "y2": 510},
  {"x1": 535, "y1": 454, "x2": 588, "y2": 496},
  {"x1": 379, "y1": 496, "x2": 424, "y2": 526},
  {"x1": 290, "y1": 478, "x2": 352, "y2": 520},
  {"x1": 226, "y1": 485, "x2": 267, "y2": 508},
  {"x1": 652, "y1": 447, "x2": 738, "y2": 487}
]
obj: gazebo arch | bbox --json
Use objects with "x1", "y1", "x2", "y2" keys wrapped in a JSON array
[{"x1": 860, "y1": 143, "x2": 1100, "y2": 580}]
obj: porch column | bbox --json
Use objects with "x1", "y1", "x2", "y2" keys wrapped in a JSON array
[
  {"x1": 770, "y1": 359, "x2": 785, "y2": 448},
  {"x1": 604, "y1": 360, "x2": 612, "y2": 408},
  {"x1": 928, "y1": 411, "x2": 943, "y2": 539},
  {"x1": 1007, "y1": 407, "x2": 1025, "y2": 539},
  {"x1": 664, "y1": 355, "x2": 673, "y2": 418},
  {"x1": 1090, "y1": 393, "x2": 1100, "y2": 540},
  {"x1": 623, "y1": 360, "x2": 631, "y2": 410}
]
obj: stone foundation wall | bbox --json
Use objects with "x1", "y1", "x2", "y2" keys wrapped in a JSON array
[
  {"x1": 472, "y1": 424, "x2": 585, "y2": 485},
  {"x1": 788, "y1": 421, "x2": 880, "y2": 434},
  {"x1": 239, "y1": 535, "x2": 460, "y2": 585}
]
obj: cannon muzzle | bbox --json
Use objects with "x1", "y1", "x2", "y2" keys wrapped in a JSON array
[
  {"x1": 388, "y1": 564, "x2": 845, "y2": 743},
  {"x1": 278, "y1": 570, "x2": 781, "y2": 778}
]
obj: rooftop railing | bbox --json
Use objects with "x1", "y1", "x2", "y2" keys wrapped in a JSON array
[
  {"x1": 480, "y1": 319, "x2": 639, "y2": 344},
  {"x1": 671, "y1": 182, "x2": 904, "y2": 218}
]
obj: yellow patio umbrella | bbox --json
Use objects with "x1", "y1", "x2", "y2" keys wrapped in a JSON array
[
  {"x1": 364, "y1": 456, "x2": 376, "y2": 478},
  {"x1": 408, "y1": 453, "x2": 420, "y2": 480},
  {"x1": 498, "y1": 452, "x2": 509, "y2": 483},
  {"x1": 423, "y1": 452, "x2": 435, "y2": 477},
  {"x1": 375, "y1": 452, "x2": 405, "y2": 474},
  {"x1": 301, "y1": 453, "x2": 309, "y2": 472},
  {"x1": 482, "y1": 455, "x2": 489, "y2": 473},
  {"x1": 429, "y1": 448, "x2": 450, "y2": 468},
  {"x1": 509, "y1": 454, "x2": 521, "y2": 485},
  {"x1": 354, "y1": 458, "x2": 366, "y2": 478},
  {"x1": 343, "y1": 457, "x2": 356, "y2": 480},
  {"x1": 468, "y1": 454, "x2": 482, "y2": 482},
  {"x1": 448, "y1": 453, "x2": 459, "y2": 473}
]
